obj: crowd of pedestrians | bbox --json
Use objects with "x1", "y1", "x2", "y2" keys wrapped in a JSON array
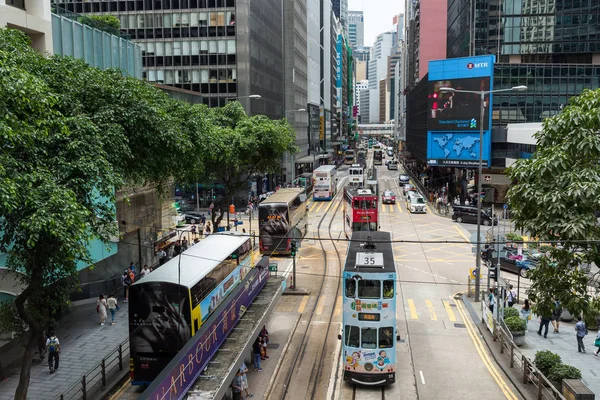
[{"x1": 231, "y1": 325, "x2": 270, "y2": 399}]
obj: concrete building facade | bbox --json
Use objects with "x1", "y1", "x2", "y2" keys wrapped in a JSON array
[
  {"x1": 1, "y1": 0, "x2": 53, "y2": 53},
  {"x1": 348, "y1": 10, "x2": 364, "y2": 48}
]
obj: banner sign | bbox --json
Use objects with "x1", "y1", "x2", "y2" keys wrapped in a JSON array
[{"x1": 141, "y1": 258, "x2": 271, "y2": 400}]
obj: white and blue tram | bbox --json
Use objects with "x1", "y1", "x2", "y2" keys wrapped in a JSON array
[{"x1": 340, "y1": 231, "x2": 397, "y2": 386}]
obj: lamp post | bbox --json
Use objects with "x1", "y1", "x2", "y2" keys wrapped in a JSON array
[
  {"x1": 285, "y1": 108, "x2": 307, "y2": 182},
  {"x1": 226, "y1": 94, "x2": 262, "y2": 101},
  {"x1": 439, "y1": 85, "x2": 527, "y2": 302}
]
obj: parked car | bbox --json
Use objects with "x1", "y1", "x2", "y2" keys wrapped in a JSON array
[
  {"x1": 486, "y1": 247, "x2": 541, "y2": 277},
  {"x1": 185, "y1": 212, "x2": 204, "y2": 224},
  {"x1": 387, "y1": 161, "x2": 398, "y2": 170},
  {"x1": 398, "y1": 174, "x2": 410, "y2": 186},
  {"x1": 451, "y1": 205, "x2": 497, "y2": 226},
  {"x1": 406, "y1": 194, "x2": 427, "y2": 213},
  {"x1": 382, "y1": 190, "x2": 396, "y2": 204},
  {"x1": 402, "y1": 184, "x2": 415, "y2": 196}
]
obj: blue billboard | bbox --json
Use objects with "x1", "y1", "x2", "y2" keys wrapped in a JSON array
[{"x1": 426, "y1": 55, "x2": 495, "y2": 167}]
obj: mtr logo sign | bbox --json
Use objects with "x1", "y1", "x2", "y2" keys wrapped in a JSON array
[{"x1": 467, "y1": 62, "x2": 489, "y2": 69}]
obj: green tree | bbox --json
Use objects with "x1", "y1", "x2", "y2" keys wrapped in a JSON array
[
  {"x1": 80, "y1": 15, "x2": 121, "y2": 34},
  {"x1": 507, "y1": 88, "x2": 600, "y2": 319},
  {"x1": 199, "y1": 101, "x2": 297, "y2": 229},
  {"x1": 0, "y1": 28, "x2": 207, "y2": 399}
]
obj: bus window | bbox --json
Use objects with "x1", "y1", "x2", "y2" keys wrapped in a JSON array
[
  {"x1": 345, "y1": 325, "x2": 360, "y2": 347},
  {"x1": 361, "y1": 327, "x2": 377, "y2": 349},
  {"x1": 353, "y1": 200, "x2": 360, "y2": 208},
  {"x1": 357, "y1": 280, "x2": 380, "y2": 299},
  {"x1": 383, "y1": 280, "x2": 394, "y2": 299},
  {"x1": 379, "y1": 327, "x2": 394, "y2": 349},
  {"x1": 345, "y1": 279, "x2": 356, "y2": 298}
]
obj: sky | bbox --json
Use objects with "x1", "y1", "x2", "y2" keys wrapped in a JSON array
[{"x1": 348, "y1": 0, "x2": 404, "y2": 47}]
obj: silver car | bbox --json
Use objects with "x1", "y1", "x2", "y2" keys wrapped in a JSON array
[{"x1": 406, "y1": 195, "x2": 427, "y2": 213}]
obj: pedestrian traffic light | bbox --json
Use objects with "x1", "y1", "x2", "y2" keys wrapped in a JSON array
[
  {"x1": 229, "y1": 204, "x2": 235, "y2": 214},
  {"x1": 488, "y1": 264, "x2": 498, "y2": 282},
  {"x1": 290, "y1": 241, "x2": 297, "y2": 256}
]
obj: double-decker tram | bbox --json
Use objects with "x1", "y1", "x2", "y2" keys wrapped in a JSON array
[
  {"x1": 341, "y1": 231, "x2": 397, "y2": 385},
  {"x1": 348, "y1": 164, "x2": 364, "y2": 187},
  {"x1": 344, "y1": 149, "x2": 356, "y2": 165},
  {"x1": 129, "y1": 232, "x2": 255, "y2": 385},
  {"x1": 259, "y1": 188, "x2": 308, "y2": 255},
  {"x1": 373, "y1": 149, "x2": 383, "y2": 165},
  {"x1": 343, "y1": 187, "x2": 378, "y2": 238}
]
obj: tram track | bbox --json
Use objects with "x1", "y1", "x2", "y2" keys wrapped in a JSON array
[
  {"x1": 351, "y1": 384, "x2": 387, "y2": 400},
  {"x1": 274, "y1": 179, "x2": 346, "y2": 400}
]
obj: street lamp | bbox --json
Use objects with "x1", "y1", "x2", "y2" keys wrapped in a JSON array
[
  {"x1": 226, "y1": 94, "x2": 262, "y2": 100},
  {"x1": 439, "y1": 85, "x2": 527, "y2": 302}
]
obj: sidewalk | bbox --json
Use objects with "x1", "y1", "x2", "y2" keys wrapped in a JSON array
[
  {"x1": 463, "y1": 295, "x2": 600, "y2": 396},
  {"x1": 0, "y1": 299, "x2": 129, "y2": 400}
]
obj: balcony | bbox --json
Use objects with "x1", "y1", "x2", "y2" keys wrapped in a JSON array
[{"x1": 7, "y1": 0, "x2": 25, "y2": 10}]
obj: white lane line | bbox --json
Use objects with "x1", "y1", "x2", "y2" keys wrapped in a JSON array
[{"x1": 419, "y1": 370, "x2": 426, "y2": 385}]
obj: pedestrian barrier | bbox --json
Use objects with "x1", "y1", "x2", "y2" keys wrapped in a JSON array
[{"x1": 56, "y1": 338, "x2": 130, "y2": 400}]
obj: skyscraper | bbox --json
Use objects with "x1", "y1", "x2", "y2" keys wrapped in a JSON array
[
  {"x1": 348, "y1": 10, "x2": 364, "y2": 49},
  {"x1": 332, "y1": 0, "x2": 348, "y2": 32}
]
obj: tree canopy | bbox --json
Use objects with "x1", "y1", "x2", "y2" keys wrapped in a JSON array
[
  {"x1": 507, "y1": 88, "x2": 600, "y2": 321},
  {"x1": 0, "y1": 27, "x2": 294, "y2": 398}
]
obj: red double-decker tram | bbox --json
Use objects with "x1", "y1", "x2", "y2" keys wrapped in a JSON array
[{"x1": 343, "y1": 187, "x2": 378, "y2": 238}]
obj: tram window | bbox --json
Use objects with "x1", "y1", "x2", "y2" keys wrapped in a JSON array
[
  {"x1": 345, "y1": 279, "x2": 356, "y2": 298},
  {"x1": 361, "y1": 327, "x2": 377, "y2": 349},
  {"x1": 357, "y1": 280, "x2": 380, "y2": 299},
  {"x1": 383, "y1": 280, "x2": 394, "y2": 299},
  {"x1": 345, "y1": 325, "x2": 360, "y2": 347},
  {"x1": 379, "y1": 327, "x2": 394, "y2": 349}
]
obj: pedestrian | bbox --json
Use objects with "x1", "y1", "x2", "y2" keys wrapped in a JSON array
[
  {"x1": 128, "y1": 262, "x2": 137, "y2": 278},
  {"x1": 97, "y1": 294, "x2": 108, "y2": 326},
  {"x1": 205, "y1": 224, "x2": 211, "y2": 236},
  {"x1": 158, "y1": 248, "x2": 167, "y2": 265},
  {"x1": 537, "y1": 313, "x2": 551, "y2": 338},
  {"x1": 260, "y1": 325, "x2": 269, "y2": 359},
  {"x1": 140, "y1": 264, "x2": 151, "y2": 278},
  {"x1": 121, "y1": 270, "x2": 132, "y2": 302},
  {"x1": 488, "y1": 288, "x2": 495, "y2": 313},
  {"x1": 173, "y1": 240, "x2": 182, "y2": 256},
  {"x1": 107, "y1": 294, "x2": 118, "y2": 325},
  {"x1": 507, "y1": 284, "x2": 517, "y2": 307},
  {"x1": 520, "y1": 299, "x2": 531, "y2": 327},
  {"x1": 252, "y1": 337, "x2": 263, "y2": 371},
  {"x1": 201, "y1": 215, "x2": 206, "y2": 226},
  {"x1": 231, "y1": 370, "x2": 244, "y2": 400},
  {"x1": 191, "y1": 223, "x2": 197, "y2": 237},
  {"x1": 239, "y1": 361, "x2": 253, "y2": 398},
  {"x1": 242, "y1": 228, "x2": 246, "y2": 234},
  {"x1": 182, "y1": 237, "x2": 189, "y2": 251},
  {"x1": 551, "y1": 298, "x2": 563, "y2": 333},
  {"x1": 594, "y1": 330, "x2": 600, "y2": 356},
  {"x1": 46, "y1": 331, "x2": 60, "y2": 373},
  {"x1": 575, "y1": 315, "x2": 587, "y2": 353}
]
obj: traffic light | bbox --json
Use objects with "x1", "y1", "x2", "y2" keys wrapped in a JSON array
[
  {"x1": 290, "y1": 241, "x2": 297, "y2": 257},
  {"x1": 488, "y1": 264, "x2": 498, "y2": 282},
  {"x1": 229, "y1": 204, "x2": 235, "y2": 214}
]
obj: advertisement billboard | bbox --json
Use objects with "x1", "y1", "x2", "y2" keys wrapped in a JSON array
[{"x1": 426, "y1": 55, "x2": 495, "y2": 167}]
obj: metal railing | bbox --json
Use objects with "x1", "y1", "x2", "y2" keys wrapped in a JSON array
[{"x1": 56, "y1": 339, "x2": 130, "y2": 400}]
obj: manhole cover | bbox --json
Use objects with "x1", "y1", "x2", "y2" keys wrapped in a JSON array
[
  {"x1": 454, "y1": 323, "x2": 466, "y2": 328},
  {"x1": 267, "y1": 343, "x2": 280, "y2": 349}
]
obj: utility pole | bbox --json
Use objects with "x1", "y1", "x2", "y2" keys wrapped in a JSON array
[{"x1": 291, "y1": 241, "x2": 297, "y2": 289}]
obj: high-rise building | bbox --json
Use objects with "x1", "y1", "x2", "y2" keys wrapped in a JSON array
[
  {"x1": 359, "y1": 88, "x2": 370, "y2": 124},
  {"x1": 355, "y1": 60, "x2": 367, "y2": 81},
  {"x1": 332, "y1": 0, "x2": 348, "y2": 32},
  {"x1": 348, "y1": 10, "x2": 364, "y2": 48},
  {"x1": 387, "y1": 41, "x2": 403, "y2": 123},
  {"x1": 367, "y1": 31, "x2": 395, "y2": 123},
  {"x1": 53, "y1": 0, "x2": 285, "y2": 120}
]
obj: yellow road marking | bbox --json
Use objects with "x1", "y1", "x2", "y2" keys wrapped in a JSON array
[
  {"x1": 334, "y1": 295, "x2": 342, "y2": 316},
  {"x1": 396, "y1": 202, "x2": 402, "y2": 213},
  {"x1": 309, "y1": 201, "x2": 319, "y2": 212},
  {"x1": 453, "y1": 294, "x2": 519, "y2": 400},
  {"x1": 454, "y1": 226, "x2": 471, "y2": 243},
  {"x1": 109, "y1": 378, "x2": 130, "y2": 400},
  {"x1": 323, "y1": 201, "x2": 333, "y2": 214},
  {"x1": 407, "y1": 299, "x2": 419, "y2": 319},
  {"x1": 425, "y1": 299, "x2": 438, "y2": 320},
  {"x1": 443, "y1": 300, "x2": 457, "y2": 322},
  {"x1": 315, "y1": 202, "x2": 325, "y2": 213},
  {"x1": 316, "y1": 296, "x2": 326, "y2": 315},
  {"x1": 297, "y1": 295, "x2": 309, "y2": 313}
]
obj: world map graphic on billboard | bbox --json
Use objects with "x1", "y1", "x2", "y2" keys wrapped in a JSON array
[{"x1": 432, "y1": 133, "x2": 480, "y2": 159}]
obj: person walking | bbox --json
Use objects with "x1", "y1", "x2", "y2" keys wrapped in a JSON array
[
  {"x1": 551, "y1": 298, "x2": 563, "y2": 333},
  {"x1": 158, "y1": 248, "x2": 167, "y2": 265},
  {"x1": 252, "y1": 337, "x2": 263, "y2": 371},
  {"x1": 507, "y1": 285, "x2": 517, "y2": 307},
  {"x1": 121, "y1": 270, "x2": 132, "y2": 302},
  {"x1": 107, "y1": 294, "x2": 118, "y2": 325},
  {"x1": 239, "y1": 361, "x2": 253, "y2": 398},
  {"x1": 594, "y1": 330, "x2": 600, "y2": 356},
  {"x1": 520, "y1": 299, "x2": 531, "y2": 327},
  {"x1": 173, "y1": 240, "x2": 182, "y2": 256},
  {"x1": 140, "y1": 264, "x2": 151, "y2": 278},
  {"x1": 260, "y1": 325, "x2": 270, "y2": 359},
  {"x1": 537, "y1": 313, "x2": 551, "y2": 338},
  {"x1": 231, "y1": 370, "x2": 244, "y2": 400},
  {"x1": 46, "y1": 331, "x2": 60, "y2": 373},
  {"x1": 205, "y1": 224, "x2": 211, "y2": 237},
  {"x1": 128, "y1": 262, "x2": 137, "y2": 278},
  {"x1": 575, "y1": 316, "x2": 587, "y2": 353},
  {"x1": 488, "y1": 288, "x2": 495, "y2": 313},
  {"x1": 191, "y1": 223, "x2": 197, "y2": 237},
  {"x1": 97, "y1": 294, "x2": 108, "y2": 326},
  {"x1": 182, "y1": 237, "x2": 189, "y2": 251}
]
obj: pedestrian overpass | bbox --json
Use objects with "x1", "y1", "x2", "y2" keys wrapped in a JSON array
[{"x1": 358, "y1": 124, "x2": 394, "y2": 137}]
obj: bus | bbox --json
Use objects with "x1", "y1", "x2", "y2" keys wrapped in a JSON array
[
  {"x1": 313, "y1": 165, "x2": 337, "y2": 201},
  {"x1": 343, "y1": 187, "x2": 378, "y2": 238},
  {"x1": 293, "y1": 172, "x2": 314, "y2": 196},
  {"x1": 348, "y1": 164, "x2": 364, "y2": 187},
  {"x1": 341, "y1": 231, "x2": 397, "y2": 386},
  {"x1": 344, "y1": 150, "x2": 356, "y2": 165},
  {"x1": 259, "y1": 188, "x2": 308, "y2": 255},
  {"x1": 373, "y1": 149, "x2": 383, "y2": 165},
  {"x1": 129, "y1": 232, "x2": 255, "y2": 385}
]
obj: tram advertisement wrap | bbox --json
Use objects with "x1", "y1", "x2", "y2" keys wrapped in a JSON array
[
  {"x1": 259, "y1": 204, "x2": 289, "y2": 251},
  {"x1": 141, "y1": 263, "x2": 270, "y2": 400}
]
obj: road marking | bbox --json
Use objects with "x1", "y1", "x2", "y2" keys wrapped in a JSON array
[
  {"x1": 297, "y1": 295, "x2": 309, "y2": 313},
  {"x1": 419, "y1": 370, "x2": 426, "y2": 385},
  {"x1": 396, "y1": 202, "x2": 402, "y2": 213},
  {"x1": 108, "y1": 378, "x2": 130, "y2": 400},
  {"x1": 443, "y1": 300, "x2": 457, "y2": 322},
  {"x1": 454, "y1": 226, "x2": 471, "y2": 243},
  {"x1": 309, "y1": 201, "x2": 318, "y2": 212},
  {"x1": 316, "y1": 296, "x2": 326, "y2": 315},
  {"x1": 453, "y1": 294, "x2": 519, "y2": 400},
  {"x1": 407, "y1": 299, "x2": 419, "y2": 319},
  {"x1": 334, "y1": 295, "x2": 342, "y2": 316},
  {"x1": 315, "y1": 202, "x2": 325, "y2": 213},
  {"x1": 323, "y1": 201, "x2": 333, "y2": 214},
  {"x1": 425, "y1": 299, "x2": 438, "y2": 320}
]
